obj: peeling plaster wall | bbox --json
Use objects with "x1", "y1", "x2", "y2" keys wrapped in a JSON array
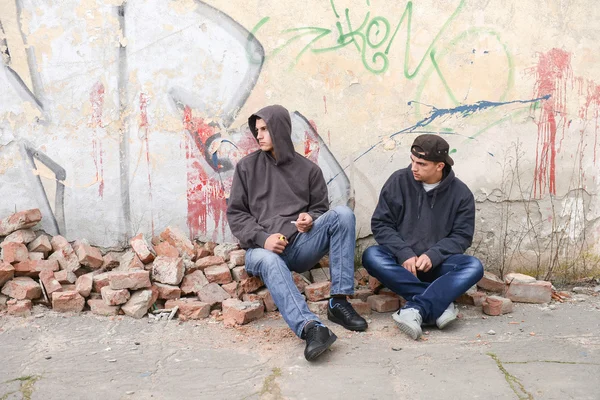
[{"x1": 1, "y1": 0, "x2": 599, "y2": 269}]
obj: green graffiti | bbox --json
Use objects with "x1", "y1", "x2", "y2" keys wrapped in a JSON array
[{"x1": 248, "y1": 0, "x2": 468, "y2": 76}]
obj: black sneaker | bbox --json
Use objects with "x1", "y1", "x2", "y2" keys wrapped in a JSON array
[
  {"x1": 304, "y1": 323, "x2": 337, "y2": 361},
  {"x1": 327, "y1": 301, "x2": 368, "y2": 331}
]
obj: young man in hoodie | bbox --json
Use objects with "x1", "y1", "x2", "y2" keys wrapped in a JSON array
[
  {"x1": 227, "y1": 105, "x2": 367, "y2": 361},
  {"x1": 362, "y1": 134, "x2": 483, "y2": 340}
]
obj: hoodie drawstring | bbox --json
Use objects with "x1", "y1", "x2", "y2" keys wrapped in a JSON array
[{"x1": 431, "y1": 189, "x2": 438, "y2": 209}]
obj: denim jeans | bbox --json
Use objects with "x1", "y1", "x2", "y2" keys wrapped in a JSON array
[
  {"x1": 362, "y1": 245, "x2": 484, "y2": 323},
  {"x1": 245, "y1": 206, "x2": 356, "y2": 338}
]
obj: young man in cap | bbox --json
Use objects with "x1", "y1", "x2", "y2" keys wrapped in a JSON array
[
  {"x1": 362, "y1": 134, "x2": 483, "y2": 340},
  {"x1": 227, "y1": 105, "x2": 367, "y2": 361}
]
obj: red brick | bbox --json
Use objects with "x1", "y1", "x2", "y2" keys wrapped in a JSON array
[
  {"x1": 52, "y1": 290, "x2": 85, "y2": 312},
  {"x1": 482, "y1": 296, "x2": 503, "y2": 316},
  {"x1": 61, "y1": 284, "x2": 77, "y2": 291},
  {"x1": 130, "y1": 233, "x2": 155, "y2": 264},
  {"x1": 153, "y1": 283, "x2": 181, "y2": 300},
  {"x1": 7, "y1": 299, "x2": 32, "y2": 316},
  {"x1": 292, "y1": 272, "x2": 309, "y2": 293},
  {"x1": 92, "y1": 272, "x2": 110, "y2": 292},
  {"x1": 229, "y1": 250, "x2": 246, "y2": 266},
  {"x1": 488, "y1": 295, "x2": 513, "y2": 315},
  {"x1": 504, "y1": 273, "x2": 536, "y2": 284},
  {"x1": 75, "y1": 273, "x2": 94, "y2": 297},
  {"x1": 121, "y1": 289, "x2": 154, "y2": 319},
  {"x1": 367, "y1": 295, "x2": 400, "y2": 312},
  {"x1": 39, "y1": 269, "x2": 62, "y2": 295},
  {"x1": 305, "y1": 281, "x2": 331, "y2": 302},
  {"x1": 378, "y1": 288, "x2": 400, "y2": 298},
  {"x1": 308, "y1": 300, "x2": 328, "y2": 315},
  {"x1": 27, "y1": 235, "x2": 52, "y2": 255},
  {"x1": 2, "y1": 242, "x2": 29, "y2": 264},
  {"x1": 4, "y1": 229, "x2": 36, "y2": 244},
  {"x1": 152, "y1": 256, "x2": 184, "y2": 285},
  {"x1": 48, "y1": 236, "x2": 81, "y2": 273},
  {"x1": 204, "y1": 241, "x2": 218, "y2": 253},
  {"x1": 13, "y1": 259, "x2": 59, "y2": 278},
  {"x1": 0, "y1": 209, "x2": 42, "y2": 236},
  {"x1": 349, "y1": 299, "x2": 372, "y2": 316},
  {"x1": 0, "y1": 262, "x2": 15, "y2": 286},
  {"x1": 231, "y1": 266, "x2": 249, "y2": 282},
  {"x1": 477, "y1": 271, "x2": 506, "y2": 293},
  {"x1": 159, "y1": 226, "x2": 194, "y2": 259},
  {"x1": 180, "y1": 270, "x2": 209, "y2": 295},
  {"x1": 54, "y1": 269, "x2": 77, "y2": 284},
  {"x1": 74, "y1": 241, "x2": 104, "y2": 269},
  {"x1": 165, "y1": 298, "x2": 210, "y2": 321},
  {"x1": 101, "y1": 286, "x2": 130, "y2": 305},
  {"x1": 101, "y1": 252, "x2": 121, "y2": 270},
  {"x1": 195, "y1": 246, "x2": 211, "y2": 260},
  {"x1": 255, "y1": 288, "x2": 276, "y2": 312},
  {"x1": 154, "y1": 241, "x2": 180, "y2": 258},
  {"x1": 368, "y1": 276, "x2": 383, "y2": 292},
  {"x1": 505, "y1": 280, "x2": 552, "y2": 304},
  {"x1": 222, "y1": 282, "x2": 240, "y2": 299},
  {"x1": 222, "y1": 298, "x2": 264, "y2": 326},
  {"x1": 108, "y1": 270, "x2": 151, "y2": 290},
  {"x1": 351, "y1": 288, "x2": 375, "y2": 302},
  {"x1": 28, "y1": 252, "x2": 44, "y2": 261},
  {"x1": 87, "y1": 299, "x2": 120, "y2": 316},
  {"x1": 456, "y1": 291, "x2": 487, "y2": 306},
  {"x1": 204, "y1": 264, "x2": 233, "y2": 285},
  {"x1": 116, "y1": 251, "x2": 144, "y2": 271},
  {"x1": 213, "y1": 243, "x2": 239, "y2": 262},
  {"x1": 1, "y1": 276, "x2": 41, "y2": 300},
  {"x1": 318, "y1": 256, "x2": 330, "y2": 269},
  {"x1": 196, "y1": 283, "x2": 230, "y2": 308},
  {"x1": 354, "y1": 267, "x2": 370, "y2": 286},
  {"x1": 194, "y1": 256, "x2": 225, "y2": 271},
  {"x1": 239, "y1": 276, "x2": 264, "y2": 294}
]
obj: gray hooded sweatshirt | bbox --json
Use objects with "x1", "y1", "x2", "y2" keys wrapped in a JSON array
[{"x1": 226, "y1": 105, "x2": 329, "y2": 249}]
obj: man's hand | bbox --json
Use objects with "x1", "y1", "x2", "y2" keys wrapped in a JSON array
[
  {"x1": 295, "y1": 213, "x2": 313, "y2": 233},
  {"x1": 264, "y1": 233, "x2": 288, "y2": 254},
  {"x1": 416, "y1": 254, "x2": 432, "y2": 272},
  {"x1": 402, "y1": 256, "x2": 418, "y2": 276}
]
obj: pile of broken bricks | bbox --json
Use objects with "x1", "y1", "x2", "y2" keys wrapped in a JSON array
[
  {"x1": 456, "y1": 271, "x2": 558, "y2": 316},
  {"x1": 0, "y1": 208, "x2": 580, "y2": 328},
  {"x1": 0, "y1": 208, "x2": 399, "y2": 326}
]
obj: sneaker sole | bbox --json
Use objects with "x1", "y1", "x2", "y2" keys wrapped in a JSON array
[
  {"x1": 392, "y1": 314, "x2": 422, "y2": 340},
  {"x1": 305, "y1": 332, "x2": 337, "y2": 361},
  {"x1": 327, "y1": 309, "x2": 368, "y2": 332}
]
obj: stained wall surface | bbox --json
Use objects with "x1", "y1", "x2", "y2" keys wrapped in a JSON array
[{"x1": 1, "y1": 0, "x2": 599, "y2": 270}]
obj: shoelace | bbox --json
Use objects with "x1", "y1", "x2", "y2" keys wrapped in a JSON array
[
  {"x1": 306, "y1": 325, "x2": 324, "y2": 342},
  {"x1": 334, "y1": 303, "x2": 360, "y2": 319}
]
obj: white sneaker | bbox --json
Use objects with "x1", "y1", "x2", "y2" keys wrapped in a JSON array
[
  {"x1": 392, "y1": 308, "x2": 423, "y2": 340},
  {"x1": 436, "y1": 303, "x2": 458, "y2": 329}
]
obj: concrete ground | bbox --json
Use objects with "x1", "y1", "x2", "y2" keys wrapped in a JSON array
[{"x1": 1, "y1": 292, "x2": 599, "y2": 400}]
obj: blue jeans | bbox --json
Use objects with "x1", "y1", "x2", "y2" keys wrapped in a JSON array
[
  {"x1": 362, "y1": 245, "x2": 484, "y2": 323},
  {"x1": 245, "y1": 206, "x2": 356, "y2": 338}
]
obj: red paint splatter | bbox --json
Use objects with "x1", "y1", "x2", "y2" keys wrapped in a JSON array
[
  {"x1": 89, "y1": 82, "x2": 105, "y2": 198},
  {"x1": 323, "y1": 95, "x2": 328, "y2": 114},
  {"x1": 139, "y1": 92, "x2": 154, "y2": 235},
  {"x1": 305, "y1": 120, "x2": 320, "y2": 163},
  {"x1": 579, "y1": 81, "x2": 600, "y2": 165},
  {"x1": 532, "y1": 49, "x2": 572, "y2": 197}
]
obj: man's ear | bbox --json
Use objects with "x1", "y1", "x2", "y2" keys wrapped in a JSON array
[{"x1": 436, "y1": 162, "x2": 445, "y2": 171}]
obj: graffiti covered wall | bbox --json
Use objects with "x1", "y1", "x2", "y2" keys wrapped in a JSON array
[{"x1": 1, "y1": 0, "x2": 599, "y2": 274}]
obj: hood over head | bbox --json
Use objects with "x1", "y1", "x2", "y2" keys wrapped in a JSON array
[{"x1": 249, "y1": 105, "x2": 296, "y2": 165}]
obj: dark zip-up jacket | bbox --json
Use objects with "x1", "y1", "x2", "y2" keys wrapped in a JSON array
[
  {"x1": 371, "y1": 164, "x2": 475, "y2": 268},
  {"x1": 226, "y1": 105, "x2": 328, "y2": 249}
]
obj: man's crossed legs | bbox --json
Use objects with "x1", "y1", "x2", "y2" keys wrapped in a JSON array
[
  {"x1": 245, "y1": 206, "x2": 367, "y2": 360},
  {"x1": 362, "y1": 245, "x2": 483, "y2": 340}
]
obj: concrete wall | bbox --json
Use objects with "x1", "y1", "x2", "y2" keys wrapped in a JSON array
[{"x1": 1, "y1": 0, "x2": 599, "y2": 273}]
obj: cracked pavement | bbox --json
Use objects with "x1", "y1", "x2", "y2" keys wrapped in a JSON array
[{"x1": 1, "y1": 293, "x2": 599, "y2": 400}]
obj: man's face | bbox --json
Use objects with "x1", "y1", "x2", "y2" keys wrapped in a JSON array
[
  {"x1": 255, "y1": 118, "x2": 274, "y2": 154},
  {"x1": 410, "y1": 154, "x2": 445, "y2": 184}
]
